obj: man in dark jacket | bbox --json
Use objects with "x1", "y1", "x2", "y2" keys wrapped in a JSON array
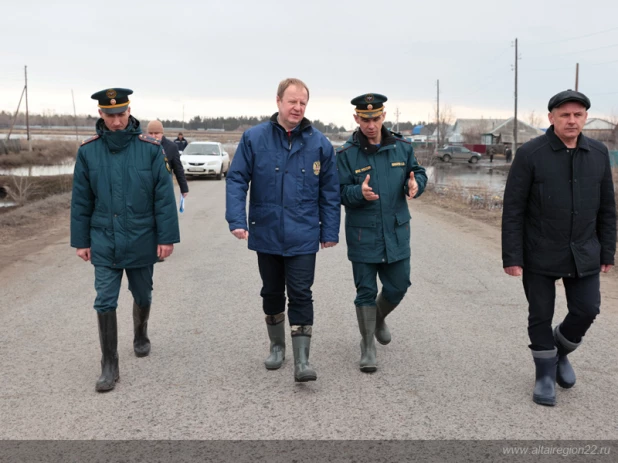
[
  {"x1": 337, "y1": 93, "x2": 427, "y2": 373},
  {"x1": 147, "y1": 120, "x2": 189, "y2": 198},
  {"x1": 71, "y1": 88, "x2": 180, "y2": 392},
  {"x1": 502, "y1": 89, "x2": 616, "y2": 406},
  {"x1": 226, "y1": 78, "x2": 340, "y2": 383},
  {"x1": 174, "y1": 133, "x2": 188, "y2": 152}
]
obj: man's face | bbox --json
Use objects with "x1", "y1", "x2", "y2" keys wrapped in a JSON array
[
  {"x1": 178, "y1": 134, "x2": 184, "y2": 140},
  {"x1": 276, "y1": 84, "x2": 308, "y2": 129},
  {"x1": 548, "y1": 102, "x2": 588, "y2": 142},
  {"x1": 354, "y1": 113, "x2": 385, "y2": 140},
  {"x1": 148, "y1": 129, "x2": 164, "y2": 141},
  {"x1": 99, "y1": 108, "x2": 131, "y2": 132}
]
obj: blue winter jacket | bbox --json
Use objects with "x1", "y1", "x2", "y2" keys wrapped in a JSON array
[
  {"x1": 225, "y1": 114, "x2": 340, "y2": 256},
  {"x1": 70, "y1": 117, "x2": 180, "y2": 268}
]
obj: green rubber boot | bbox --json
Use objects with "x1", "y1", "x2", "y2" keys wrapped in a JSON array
[
  {"x1": 133, "y1": 302, "x2": 151, "y2": 357},
  {"x1": 264, "y1": 313, "x2": 286, "y2": 370},
  {"x1": 356, "y1": 306, "x2": 377, "y2": 373},
  {"x1": 291, "y1": 325, "x2": 317, "y2": 382},
  {"x1": 96, "y1": 311, "x2": 119, "y2": 392},
  {"x1": 553, "y1": 324, "x2": 581, "y2": 389},
  {"x1": 375, "y1": 293, "x2": 397, "y2": 345}
]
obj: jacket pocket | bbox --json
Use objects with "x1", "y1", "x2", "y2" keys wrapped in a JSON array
[
  {"x1": 395, "y1": 210, "x2": 411, "y2": 246},
  {"x1": 346, "y1": 215, "x2": 377, "y2": 248}
]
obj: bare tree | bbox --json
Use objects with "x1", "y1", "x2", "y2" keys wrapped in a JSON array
[
  {"x1": 435, "y1": 105, "x2": 455, "y2": 148},
  {"x1": 6, "y1": 175, "x2": 39, "y2": 206},
  {"x1": 526, "y1": 110, "x2": 542, "y2": 129}
]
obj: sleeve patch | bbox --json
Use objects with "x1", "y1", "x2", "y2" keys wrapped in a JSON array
[
  {"x1": 391, "y1": 162, "x2": 405, "y2": 167},
  {"x1": 354, "y1": 166, "x2": 372, "y2": 174}
]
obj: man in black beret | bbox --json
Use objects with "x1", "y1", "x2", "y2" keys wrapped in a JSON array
[{"x1": 502, "y1": 90, "x2": 616, "y2": 406}]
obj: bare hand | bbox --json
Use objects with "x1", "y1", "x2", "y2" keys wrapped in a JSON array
[
  {"x1": 182, "y1": 192, "x2": 188, "y2": 198},
  {"x1": 601, "y1": 264, "x2": 613, "y2": 273},
  {"x1": 232, "y1": 229, "x2": 249, "y2": 240},
  {"x1": 158, "y1": 244, "x2": 174, "y2": 259},
  {"x1": 407, "y1": 171, "x2": 418, "y2": 199},
  {"x1": 321, "y1": 242, "x2": 337, "y2": 249},
  {"x1": 504, "y1": 266, "x2": 523, "y2": 276},
  {"x1": 76, "y1": 248, "x2": 91, "y2": 262},
  {"x1": 362, "y1": 174, "x2": 379, "y2": 201}
]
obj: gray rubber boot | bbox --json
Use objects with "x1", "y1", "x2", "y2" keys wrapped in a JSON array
[
  {"x1": 291, "y1": 326, "x2": 317, "y2": 382},
  {"x1": 96, "y1": 311, "x2": 119, "y2": 392},
  {"x1": 356, "y1": 306, "x2": 377, "y2": 373},
  {"x1": 375, "y1": 293, "x2": 397, "y2": 345},
  {"x1": 531, "y1": 348, "x2": 558, "y2": 406},
  {"x1": 264, "y1": 313, "x2": 286, "y2": 370},
  {"x1": 133, "y1": 302, "x2": 151, "y2": 357},
  {"x1": 553, "y1": 324, "x2": 581, "y2": 389}
]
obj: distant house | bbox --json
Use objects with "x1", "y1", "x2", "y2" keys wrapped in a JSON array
[
  {"x1": 583, "y1": 118, "x2": 617, "y2": 148},
  {"x1": 408, "y1": 124, "x2": 433, "y2": 142},
  {"x1": 480, "y1": 118, "x2": 544, "y2": 148}
]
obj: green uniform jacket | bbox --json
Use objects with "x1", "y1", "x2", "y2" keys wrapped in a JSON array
[
  {"x1": 70, "y1": 117, "x2": 180, "y2": 269},
  {"x1": 337, "y1": 128, "x2": 427, "y2": 263}
]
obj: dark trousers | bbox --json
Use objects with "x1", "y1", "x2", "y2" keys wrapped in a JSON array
[
  {"x1": 257, "y1": 252, "x2": 316, "y2": 326},
  {"x1": 94, "y1": 265, "x2": 154, "y2": 313},
  {"x1": 522, "y1": 270, "x2": 600, "y2": 351},
  {"x1": 352, "y1": 258, "x2": 411, "y2": 307}
]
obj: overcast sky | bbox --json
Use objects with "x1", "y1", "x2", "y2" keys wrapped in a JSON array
[{"x1": 1, "y1": 0, "x2": 617, "y2": 129}]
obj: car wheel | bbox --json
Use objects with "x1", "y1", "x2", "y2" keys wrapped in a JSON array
[
  {"x1": 469, "y1": 157, "x2": 479, "y2": 164},
  {"x1": 216, "y1": 167, "x2": 223, "y2": 180},
  {"x1": 442, "y1": 154, "x2": 452, "y2": 162}
]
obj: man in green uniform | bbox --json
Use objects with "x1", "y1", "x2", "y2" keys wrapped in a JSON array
[
  {"x1": 71, "y1": 88, "x2": 180, "y2": 392},
  {"x1": 337, "y1": 93, "x2": 427, "y2": 372}
]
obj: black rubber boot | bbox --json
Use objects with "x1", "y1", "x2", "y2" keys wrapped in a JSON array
[
  {"x1": 133, "y1": 302, "x2": 151, "y2": 357},
  {"x1": 554, "y1": 324, "x2": 581, "y2": 389},
  {"x1": 291, "y1": 326, "x2": 317, "y2": 382},
  {"x1": 375, "y1": 293, "x2": 397, "y2": 345},
  {"x1": 356, "y1": 306, "x2": 377, "y2": 373},
  {"x1": 531, "y1": 348, "x2": 558, "y2": 406},
  {"x1": 264, "y1": 313, "x2": 286, "y2": 370},
  {"x1": 96, "y1": 311, "x2": 119, "y2": 392}
]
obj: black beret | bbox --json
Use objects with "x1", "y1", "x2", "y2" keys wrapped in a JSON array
[{"x1": 547, "y1": 89, "x2": 590, "y2": 112}]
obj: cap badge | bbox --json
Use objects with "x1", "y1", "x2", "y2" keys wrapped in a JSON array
[
  {"x1": 110, "y1": 99, "x2": 116, "y2": 105},
  {"x1": 106, "y1": 89, "x2": 117, "y2": 99},
  {"x1": 367, "y1": 104, "x2": 373, "y2": 110},
  {"x1": 365, "y1": 94, "x2": 374, "y2": 103}
]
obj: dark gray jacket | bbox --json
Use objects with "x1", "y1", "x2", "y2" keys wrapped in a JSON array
[
  {"x1": 161, "y1": 136, "x2": 189, "y2": 194},
  {"x1": 502, "y1": 126, "x2": 616, "y2": 277}
]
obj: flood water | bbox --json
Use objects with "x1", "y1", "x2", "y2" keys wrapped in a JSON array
[{"x1": 426, "y1": 162, "x2": 508, "y2": 195}]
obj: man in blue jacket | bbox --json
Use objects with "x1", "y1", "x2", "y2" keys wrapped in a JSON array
[
  {"x1": 226, "y1": 78, "x2": 340, "y2": 382},
  {"x1": 337, "y1": 93, "x2": 427, "y2": 373},
  {"x1": 71, "y1": 88, "x2": 180, "y2": 392}
]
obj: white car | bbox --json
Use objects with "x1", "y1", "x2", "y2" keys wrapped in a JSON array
[{"x1": 180, "y1": 142, "x2": 230, "y2": 180}]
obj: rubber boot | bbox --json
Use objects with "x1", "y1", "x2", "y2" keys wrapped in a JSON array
[
  {"x1": 531, "y1": 348, "x2": 558, "y2": 406},
  {"x1": 96, "y1": 311, "x2": 119, "y2": 392},
  {"x1": 133, "y1": 302, "x2": 151, "y2": 357},
  {"x1": 554, "y1": 324, "x2": 581, "y2": 389},
  {"x1": 375, "y1": 293, "x2": 397, "y2": 345},
  {"x1": 264, "y1": 313, "x2": 286, "y2": 370},
  {"x1": 291, "y1": 325, "x2": 317, "y2": 382},
  {"x1": 356, "y1": 306, "x2": 377, "y2": 373}
]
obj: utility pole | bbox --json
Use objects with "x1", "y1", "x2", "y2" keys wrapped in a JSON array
[
  {"x1": 71, "y1": 89, "x2": 79, "y2": 147},
  {"x1": 513, "y1": 39, "x2": 519, "y2": 154},
  {"x1": 394, "y1": 107, "x2": 401, "y2": 133},
  {"x1": 25, "y1": 65, "x2": 31, "y2": 151},
  {"x1": 182, "y1": 104, "x2": 185, "y2": 130},
  {"x1": 436, "y1": 79, "x2": 440, "y2": 148},
  {"x1": 575, "y1": 63, "x2": 579, "y2": 91}
]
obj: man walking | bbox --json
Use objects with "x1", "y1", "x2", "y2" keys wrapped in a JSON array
[
  {"x1": 147, "y1": 120, "x2": 189, "y2": 198},
  {"x1": 226, "y1": 78, "x2": 340, "y2": 382},
  {"x1": 502, "y1": 90, "x2": 616, "y2": 406},
  {"x1": 174, "y1": 132, "x2": 188, "y2": 152},
  {"x1": 337, "y1": 93, "x2": 427, "y2": 372},
  {"x1": 71, "y1": 88, "x2": 180, "y2": 392}
]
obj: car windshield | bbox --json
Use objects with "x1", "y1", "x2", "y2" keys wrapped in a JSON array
[{"x1": 183, "y1": 144, "x2": 220, "y2": 155}]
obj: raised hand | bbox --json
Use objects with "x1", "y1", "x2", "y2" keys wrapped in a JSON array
[
  {"x1": 407, "y1": 171, "x2": 418, "y2": 199},
  {"x1": 362, "y1": 174, "x2": 379, "y2": 201}
]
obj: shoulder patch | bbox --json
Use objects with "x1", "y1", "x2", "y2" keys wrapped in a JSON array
[
  {"x1": 395, "y1": 137, "x2": 411, "y2": 144},
  {"x1": 336, "y1": 144, "x2": 352, "y2": 154},
  {"x1": 138, "y1": 134, "x2": 160, "y2": 145},
  {"x1": 81, "y1": 135, "x2": 99, "y2": 146}
]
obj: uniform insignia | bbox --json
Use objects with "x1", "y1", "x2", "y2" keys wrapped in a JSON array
[
  {"x1": 138, "y1": 134, "x2": 160, "y2": 145},
  {"x1": 367, "y1": 104, "x2": 373, "y2": 110},
  {"x1": 354, "y1": 166, "x2": 372, "y2": 174},
  {"x1": 313, "y1": 161, "x2": 321, "y2": 175},
  {"x1": 365, "y1": 94, "x2": 374, "y2": 103},
  {"x1": 81, "y1": 134, "x2": 100, "y2": 145},
  {"x1": 164, "y1": 156, "x2": 171, "y2": 173},
  {"x1": 391, "y1": 162, "x2": 405, "y2": 167},
  {"x1": 110, "y1": 98, "x2": 116, "y2": 105},
  {"x1": 106, "y1": 89, "x2": 117, "y2": 98}
]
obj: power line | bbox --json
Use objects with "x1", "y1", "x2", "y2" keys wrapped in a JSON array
[{"x1": 532, "y1": 26, "x2": 618, "y2": 46}]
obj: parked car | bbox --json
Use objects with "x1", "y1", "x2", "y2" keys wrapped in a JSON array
[
  {"x1": 180, "y1": 142, "x2": 230, "y2": 180},
  {"x1": 435, "y1": 145, "x2": 482, "y2": 164}
]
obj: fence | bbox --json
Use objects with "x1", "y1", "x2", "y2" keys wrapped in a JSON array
[{"x1": 0, "y1": 139, "x2": 21, "y2": 155}]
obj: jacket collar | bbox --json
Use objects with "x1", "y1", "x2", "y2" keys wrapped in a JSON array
[
  {"x1": 546, "y1": 125, "x2": 590, "y2": 152},
  {"x1": 353, "y1": 126, "x2": 396, "y2": 155},
  {"x1": 270, "y1": 113, "x2": 312, "y2": 134},
  {"x1": 96, "y1": 116, "x2": 141, "y2": 153}
]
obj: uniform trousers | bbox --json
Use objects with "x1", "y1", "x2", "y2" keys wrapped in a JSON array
[
  {"x1": 93, "y1": 265, "x2": 154, "y2": 313},
  {"x1": 257, "y1": 252, "x2": 316, "y2": 326},
  {"x1": 352, "y1": 258, "x2": 411, "y2": 307},
  {"x1": 522, "y1": 269, "x2": 600, "y2": 351}
]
